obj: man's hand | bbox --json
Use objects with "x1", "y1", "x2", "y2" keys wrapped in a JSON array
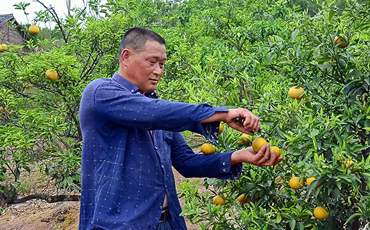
[
  {"x1": 226, "y1": 108, "x2": 260, "y2": 135},
  {"x1": 231, "y1": 145, "x2": 283, "y2": 166}
]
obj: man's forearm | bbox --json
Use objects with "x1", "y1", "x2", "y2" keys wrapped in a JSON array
[{"x1": 200, "y1": 111, "x2": 227, "y2": 123}]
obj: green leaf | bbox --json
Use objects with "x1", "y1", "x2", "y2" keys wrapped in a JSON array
[
  {"x1": 297, "y1": 222, "x2": 304, "y2": 230},
  {"x1": 292, "y1": 29, "x2": 299, "y2": 42},
  {"x1": 345, "y1": 213, "x2": 363, "y2": 225},
  {"x1": 277, "y1": 212, "x2": 282, "y2": 223},
  {"x1": 328, "y1": 11, "x2": 335, "y2": 20},
  {"x1": 334, "y1": 130, "x2": 343, "y2": 145},
  {"x1": 289, "y1": 219, "x2": 296, "y2": 229}
]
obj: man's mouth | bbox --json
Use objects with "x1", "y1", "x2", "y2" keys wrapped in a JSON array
[{"x1": 149, "y1": 79, "x2": 159, "y2": 84}]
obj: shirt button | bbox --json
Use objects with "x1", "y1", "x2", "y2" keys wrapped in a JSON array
[
  {"x1": 222, "y1": 162, "x2": 226, "y2": 165},
  {"x1": 154, "y1": 146, "x2": 158, "y2": 150},
  {"x1": 161, "y1": 165, "x2": 164, "y2": 169},
  {"x1": 159, "y1": 206, "x2": 162, "y2": 209},
  {"x1": 223, "y1": 168, "x2": 226, "y2": 172}
]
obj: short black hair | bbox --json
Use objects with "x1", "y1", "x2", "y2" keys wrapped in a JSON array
[{"x1": 118, "y1": 27, "x2": 166, "y2": 62}]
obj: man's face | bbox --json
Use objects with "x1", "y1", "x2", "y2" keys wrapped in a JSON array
[{"x1": 123, "y1": 40, "x2": 166, "y2": 93}]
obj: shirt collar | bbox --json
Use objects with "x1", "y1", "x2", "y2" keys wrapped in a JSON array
[{"x1": 112, "y1": 72, "x2": 158, "y2": 99}]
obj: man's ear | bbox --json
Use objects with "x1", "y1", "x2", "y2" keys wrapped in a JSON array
[{"x1": 120, "y1": 49, "x2": 131, "y2": 67}]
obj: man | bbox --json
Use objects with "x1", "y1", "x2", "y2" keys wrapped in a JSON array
[{"x1": 78, "y1": 27, "x2": 282, "y2": 230}]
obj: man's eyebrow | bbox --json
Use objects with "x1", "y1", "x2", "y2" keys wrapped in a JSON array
[{"x1": 149, "y1": 55, "x2": 166, "y2": 61}]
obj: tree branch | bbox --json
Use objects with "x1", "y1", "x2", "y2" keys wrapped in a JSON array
[
  {"x1": 7, "y1": 194, "x2": 80, "y2": 204},
  {"x1": 35, "y1": 0, "x2": 68, "y2": 43},
  {"x1": 1, "y1": 83, "x2": 59, "y2": 109}
]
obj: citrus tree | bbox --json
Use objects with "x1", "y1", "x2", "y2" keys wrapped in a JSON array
[{"x1": 177, "y1": 0, "x2": 370, "y2": 229}]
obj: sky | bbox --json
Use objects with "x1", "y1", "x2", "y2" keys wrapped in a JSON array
[{"x1": 0, "y1": 0, "x2": 87, "y2": 27}]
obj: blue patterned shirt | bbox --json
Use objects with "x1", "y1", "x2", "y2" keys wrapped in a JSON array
[{"x1": 78, "y1": 73, "x2": 242, "y2": 230}]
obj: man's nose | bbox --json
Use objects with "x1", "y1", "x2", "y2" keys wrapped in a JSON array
[{"x1": 153, "y1": 63, "x2": 163, "y2": 76}]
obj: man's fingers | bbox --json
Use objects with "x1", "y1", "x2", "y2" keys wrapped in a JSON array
[
  {"x1": 228, "y1": 122, "x2": 254, "y2": 135},
  {"x1": 262, "y1": 156, "x2": 283, "y2": 166},
  {"x1": 274, "y1": 157, "x2": 284, "y2": 165},
  {"x1": 257, "y1": 145, "x2": 271, "y2": 165},
  {"x1": 242, "y1": 114, "x2": 251, "y2": 127},
  {"x1": 250, "y1": 117, "x2": 260, "y2": 132}
]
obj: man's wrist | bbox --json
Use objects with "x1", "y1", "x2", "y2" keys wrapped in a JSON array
[
  {"x1": 231, "y1": 150, "x2": 242, "y2": 165},
  {"x1": 200, "y1": 111, "x2": 228, "y2": 123}
]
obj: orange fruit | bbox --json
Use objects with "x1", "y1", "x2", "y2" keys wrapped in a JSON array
[
  {"x1": 252, "y1": 137, "x2": 268, "y2": 152},
  {"x1": 270, "y1": 146, "x2": 281, "y2": 157},
  {"x1": 45, "y1": 69, "x2": 58, "y2": 81},
  {"x1": 289, "y1": 177, "x2": 304, "y2": 190},
  {"x1": 341, "y1": 159, "x2": 355, "y2": 172},
  {"x1": 0, "y1": 44, "x2": 8, "y2": 51},
  {"x1": 29, "y1": 25, "x2": 40, "y2": 35},
  {"x1": 201, "y1": 143, "x2": 216, "y2": 155},
  {"x1": 314, "y1": 206, "x2": 329, "y2": 219},
  {"x1": 289, "y1": 86, "x2": 304, "y2": 99},
  {"x1": 334, "y1": 35, "x2": 349, "y2": 48},
  {"x1": 306, "y1": 177, "x2": 322, "y2": 188},
  {"x1": 252, "y1": 194, "x2": 260, "y2": 203},
  {"x1": 237, "y1": 194, "x2": 248, "y2": 204},
  {"x1": 241, "y1": 133, "x2": 252, "y2": 144},
  {"x1": 306, "y1": 177, "x2": 316, "y2": 186},
  {"x1": 218, "y1": 123, "x2": 224, "y2": 134},
  {"x1": 213, "y1": 195, "x2": 225, "y2": 206}
]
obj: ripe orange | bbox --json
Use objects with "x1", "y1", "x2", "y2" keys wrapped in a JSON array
[
  {"x1": 341, "y1": 159, "x2": 355, "y2": 172},
  {"x1": 29, "y1": 25, "x2": 40, "y2": 35},
  {"x1": 45, "y1": 69, "x2": 58, "y2": 81},
  {"x1": 270, "y1": 146, "x2": 281, "y2": 157},
  {"x1": 237, "y1": 140, "x2": 244, "y2": 145},
  {"x1": 289, "y1": 86, "x2": 304, "y2": 99},
  {"x1": 306, "y1": 177, "x2": 315, "y2": 186},
  {"x1": 218, "y1": 123, "x2": 224, "y2": 134},
  {"x1": 334, "y1": 35, "x2": 349, "y2": 48},
  {"x1": 314, "y1": 206, "x2": 329, "y2": 219},
  {"x1": 252, "y1": 137, "x2": 268, "y2": 152},
  {"x1": 289, "y1": 177, "x2": 304, "y2": 190},
  {"x1": 201, "y1": 143, "x2": 216, "y2": 155},
  {"x1": 237, "y1": 194, "x2": 248, "y2": 204},
  {"x1": 0, "y1": 44, "x2": 8, "y2": 51},
  {"x1": 241, "y1": 133, "x2": 252, "y2": 144},
  {"x1": 252, "y1": 194, "x2": 260, "y2": 203},
  {"x1": 213, "y1": 195, "x2": 225, "y2": 206}
]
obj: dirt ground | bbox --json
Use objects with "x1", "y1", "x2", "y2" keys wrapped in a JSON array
[{"x1": 0, "y1": 167, "x2": 202, "y2": 230}]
